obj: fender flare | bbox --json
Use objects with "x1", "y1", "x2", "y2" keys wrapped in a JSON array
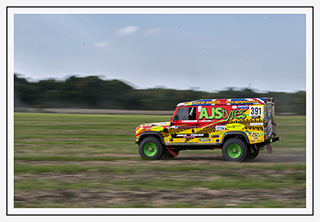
[
  {"x1": 137, "y1": 131, "x2": 165, "y2": 145},
  {"x1": 221, "y1": 131, "x2": 250, "y2": 144}
]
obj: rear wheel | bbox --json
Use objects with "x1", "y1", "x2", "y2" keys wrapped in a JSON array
[
  {"x1": 222, "y1": 138, "x2": 248, "y2": 162},
  {"x1": 139, "y1": 137, "x2": 163, "y2": 160}
]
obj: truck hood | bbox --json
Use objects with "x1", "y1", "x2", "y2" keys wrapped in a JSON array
[
  {"x1": 136, "y1": 122, "x2": 170, "y2": 136},
  {"x1": 140, "y1": 122, "x2": 170, "y2": 127}
]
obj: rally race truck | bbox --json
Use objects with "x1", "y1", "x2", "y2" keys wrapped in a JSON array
[{"x1": 135, "y1": 98, "x2": 280, "y2": 162}]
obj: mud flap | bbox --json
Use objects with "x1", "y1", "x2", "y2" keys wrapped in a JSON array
[
  {"x1": 166, "y1": 147, "x2": 179, "y2": 157},
  {"x1": 266, "y1": 144, "x2": 273, "y2": 154},
  {"x1": 254, "y1": 144, "x2": 259, "y2": 153}
]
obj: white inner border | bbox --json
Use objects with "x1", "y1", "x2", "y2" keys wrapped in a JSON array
[{"x1": 6, "y1": 6, "x2": 314, "y2": 216}]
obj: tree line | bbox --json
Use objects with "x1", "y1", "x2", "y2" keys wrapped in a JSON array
[{"x1": 14, "y1": 74, "x2": 306, "y2": 115}]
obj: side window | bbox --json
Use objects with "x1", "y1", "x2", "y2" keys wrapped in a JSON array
[
  {"x1": 175, "y1": 107, "x2": 196, "y2": 121},
  {"x1": 188, "y1": 107, "x2": 196, "y2": 120}
]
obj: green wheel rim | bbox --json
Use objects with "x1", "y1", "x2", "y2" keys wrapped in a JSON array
[
  {"x1": 143, "y1": 142, "x2": 157, "y2": 157},
  {"x1": 227, "y1": 144, "x2": 242, "y2": 159}
]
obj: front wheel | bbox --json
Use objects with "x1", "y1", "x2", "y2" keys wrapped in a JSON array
[
  {"x1": 139, "y1": 137, "x2": 163, "y2": 160},
  {"x1": 222, "y1": 138, "x2": 248, "y2": 162}
]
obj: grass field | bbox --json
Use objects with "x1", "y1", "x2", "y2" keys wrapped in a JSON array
[{"x1": 14, "y1": 113, "x2": 306, "y2": 208}]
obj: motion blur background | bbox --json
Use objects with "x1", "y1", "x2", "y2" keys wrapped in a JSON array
[
  {"x1": 14, "y1": 13, "x2": 306, "y2": 114},
  {"x1": 14, "y1": 74, "x2": 306, "y2": 115}
]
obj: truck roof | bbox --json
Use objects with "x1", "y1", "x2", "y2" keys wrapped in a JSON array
[{"x1": 177, "y1": 98, "x2": 273, "y2": 107}]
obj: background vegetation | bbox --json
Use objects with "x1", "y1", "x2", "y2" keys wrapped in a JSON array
[{"x1": 14, "y1": 74, "x2": 306, "y2": 114}]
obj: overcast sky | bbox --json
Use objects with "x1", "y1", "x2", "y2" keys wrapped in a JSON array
[{"x1": 14, "y1": 13, "x2": 306, "y2": 92}]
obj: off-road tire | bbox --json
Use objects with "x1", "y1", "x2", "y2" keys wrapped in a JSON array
[
  {"x1": 222, "y1": 138, "x2": 248, "y2": 162},
  {"x1": 139, "y1": 137, "x2": 163, "y2": 160}
]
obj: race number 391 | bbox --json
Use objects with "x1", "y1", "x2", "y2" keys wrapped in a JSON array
[{"x1": 250, "y1": 106, "x2": 262, "y2": 116}]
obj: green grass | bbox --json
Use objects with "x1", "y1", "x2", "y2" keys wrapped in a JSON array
[
  {"x1": 14, "y1": 113, "x2": 305, "y2": 158},
  {"x1": 272, "y1": 116, "x2": 306, "y2": 148},
  {"x1": 14, "y1": 113, "x2": 306, "y2": 208},
  {"x1": 14, "y1": 163, "x2": 135, "y2": 174},
  {"x1": 14, "y1": 162, "x2": 306, "y2": 197},
  {"x1": 14, "y1": 113, "x2": 169, "y2": 152},
  {"x1": 14, "y1": 155, "x2": 133, "y2": 162}
]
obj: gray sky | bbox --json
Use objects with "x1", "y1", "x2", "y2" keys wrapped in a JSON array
[{"x1": 14, "y1": 13, "x2": 306, "y2": 92}]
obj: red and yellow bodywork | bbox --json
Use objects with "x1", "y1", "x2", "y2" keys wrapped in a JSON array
[{"x1": 135, "y1": 98, "x2": 278, "y2": 150}]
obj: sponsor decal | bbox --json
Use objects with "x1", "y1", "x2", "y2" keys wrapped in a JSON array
[
  {"x1": 174, "y1": 134, "x2": 206, "y2": 138},
  {"x1": 215, "y1": 125, "x2": 226, "y2": 131},
  {"x1": 151, "y1": 126, "x2": 164, "y2": 131},
  {"x1": 176, "y1": 134, "x2": 187, "y2": 137},
  {"x1": 200, "y1": 138, "x2": 211, "y2": 142},
  {"x1": 143, "y1": 122, "x2": 170, "y2": 126},
  {"x1": 249, "y1": 106, "x2": 263, "y2": 116},
  {"x1": 193, "y1": 100, "x2": 220, "y2": 105},
  {"x1": 181, "y1": 120, "x2": 197, "y2": 122},
  {"x1": 226, "y1": 100, "x2": 260, "y2": 104},
  {"x1": 159, "y1": 122, "x2": 170, "y2": 126},
  {"x1": 205, "y1": 100, "x2": 220, "y2": 105},
  {"x1": 250, "y1": 122, "x2": 263, "y2": 126},
  {"x1": 191, "y1": 134, "x2": 204, "y2": 137},
  {"x1": 251, "y1": 132, "x2": 261, "y2": 140},
  {"x1": 199, "y1": 107, "x2": 246, "y2": 121},
  {"x1": 238, "y1": 105, "x2": 249, "y2": 109},
  {"x1": 225, "y1": 123, "x2": 245, "y2": 130}
]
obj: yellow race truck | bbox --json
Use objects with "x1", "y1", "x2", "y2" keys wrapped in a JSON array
[{"x1": 135, "y1": 98, "x2": 280, "y2": 162}]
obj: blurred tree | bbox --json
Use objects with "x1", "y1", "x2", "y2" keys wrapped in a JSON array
[
  {"x1": 14, "y1": 74, "x2": 39, "y2": 107},
  {"x1": 293, "y1": 91, "x2": 306, "y2": 115},
  {"x1": 14, "y1": 73, "x2": 306, "y2": 115}
]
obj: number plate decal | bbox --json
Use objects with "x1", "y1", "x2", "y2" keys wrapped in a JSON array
[{"x1": 249, "y1": 106, "x2": 263, "y2": 116}]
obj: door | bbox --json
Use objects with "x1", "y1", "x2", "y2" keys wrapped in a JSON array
[{"x1": 170, "y1": 106, "x2": 199, "y2": 144}]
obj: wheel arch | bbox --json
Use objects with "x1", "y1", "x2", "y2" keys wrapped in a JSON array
[
  {"x1": 137, "y1": 131, "x2": 165, "y2": 145},
  {"x1": 221, "y1": 131, "x2": 250, "y2": 145}
]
